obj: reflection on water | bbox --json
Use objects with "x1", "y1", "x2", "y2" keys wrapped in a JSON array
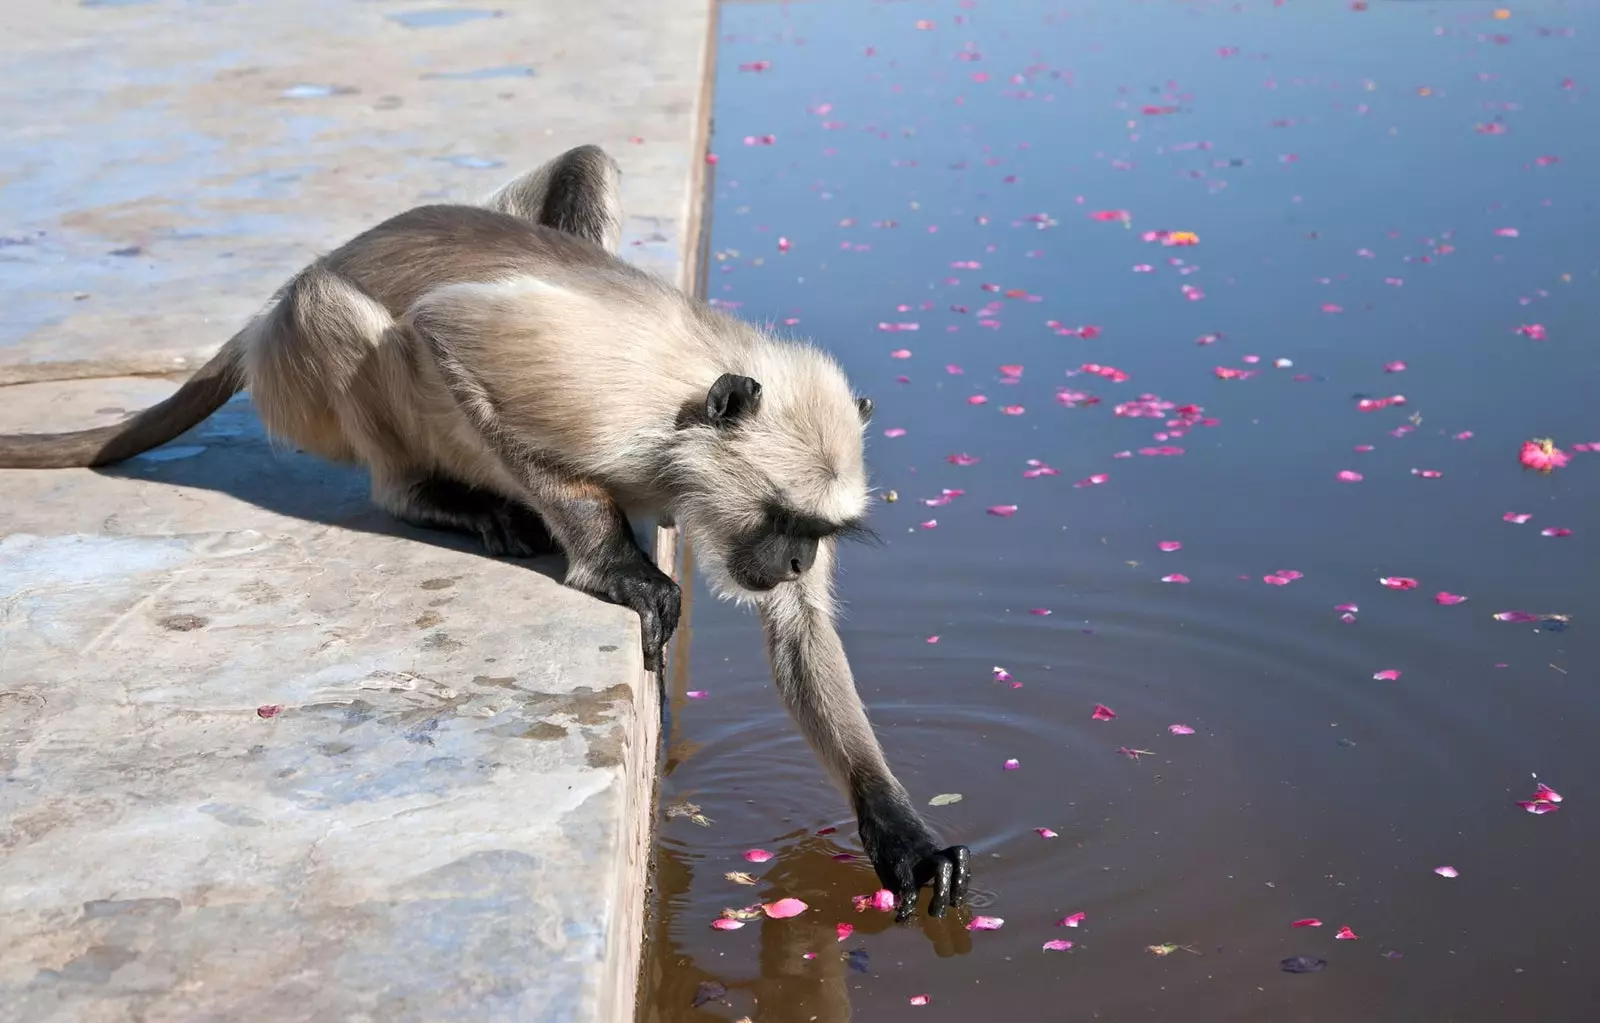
[{"x1": 643, "y1": 1, "x2": 1600, "y2": 1019}]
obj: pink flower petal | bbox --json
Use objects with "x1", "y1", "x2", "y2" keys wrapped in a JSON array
[
  {"x1": 1379, "y1": 576, "x2": 1419, "y2": 590},
  {"x1": 987, "y1": 505, "x2": 1019, "y2": 517},
  {"x1": 1541, "y1": 527, "x2": 1573, "y2": 538},
  {"x1": 1435, "y1": 592, "x2": 1468, "y2": 605},
  {"x1": 1161, "y1": 573, "x2": 1191, "y2": 584},
  {"x1": 744, "y1": 849, "x2": 774, "y2": 863},
  {"x1": 947, "y1": 453, "x2": 980, "y2": 466},
  {"x1": 868, "y1": 889, "x2": 897, "y2": 912},
  {"x1": 1091, "y1": 704, "x2": 1117, "y2": 721},
  {"x1": 1373, "y1": 669, "x2": 1402, "y2": 681},
  {"x1": 909, "y1": 995, "x2": 931, "y2": 1006},
  {"x1": 1292, "y1": 918, "x2": 1323, "y2": 928},
  {"x1": 967, "y1": 394, "x2": 989, "y2": 405},
  {"x1": 1263, "y1": 574, "x2": 1291, "y2": 586},
  {"x1": 1073, "y1": 473, "x2": 1110, "y2": 488},
  {"x1": 1384, "y1": 361, "x2": 1408, "y2": 372},
  {"x1": 1434, "y1": 865, "x2": 1459, "y2": 878},
  {"x1": 687, "y1": 690, "x2": 709, "y2": 699},
  {"x1": 1335, "y1": 926, "x2": 1359, "y2": 940},
  {"x1": 1520, "y1": 438, "x2": 1569, "y2": 471},
  {"x1": 836, "y1": 922, "x2": 854, "y2": 941},
  {"x1": 1503, "y1": 512, "x2": 1533, "y2": 524},
  {"x1": 1518, "y1": 799, "x2": 1560, "y2": 815},
  {"x1": 1042, "y1": 939, "x2": 1075, "y2": 951},
  {"x1": 1003, "y1": 758, "x2": 1021, "y2": 770},
  {"x1": 1335, "y1": 603, "x2": 1359, "y2": 613},
  {"x1": 1030, "y1": 608, "x2": 1053, "y2": 616},
  {"x1": 1535, "y1": 782, "x2": 1563, "y2": 803},
  {"x1": 1058, "y1": 911, "x2": 1086, "y2": 927},
  {"x1": 1494, "y1": 611, "x2": 1540, "y2": 622},
  {"x1": 1036, "y1": 827, "x2": 1059, "y2": 839},
  {"x1": 1168, "y1": 723, "x2": 1195, "y2": 735},
  {"x1": 882, "y1": 428, "x2": 907, "y2": 438},
  {"x1": 711, "y1": 918, "x2": 745, "y2": 930},
  {"x1": 762, "y1": 898, "x2": 809, "y2": 919},
  {"x1": 966, "y1": 915, "x2": 1005, "y2": 931},
  {"x1": 1337, "y1": 470, "x2": 1364, "y2": 482},
  {"x1": 1158, "y1": 540, "x2": 1182, "y2": 552}
]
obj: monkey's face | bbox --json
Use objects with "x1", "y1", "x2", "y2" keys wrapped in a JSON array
[
  {"x1": 675, "y1": 363, "x2": 875, "y2": 602},
  {"x1": 724, "y1": 505, "x2": 825, "y2": 592}
]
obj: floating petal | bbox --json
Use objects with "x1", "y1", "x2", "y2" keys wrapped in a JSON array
[{"x1": 763, "y1": 898, "x2": 809, "y2": 919}]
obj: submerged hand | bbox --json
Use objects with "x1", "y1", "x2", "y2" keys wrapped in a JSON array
[{"x1": 858, "y1": 801, "x2": 971, "y2": 921}]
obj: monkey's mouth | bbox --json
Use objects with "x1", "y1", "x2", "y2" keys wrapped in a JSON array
[
  {"x1": 724, "y1": 552, "x2": 803, "y2": 593},
  {"x1": 726, "y1": 565, "x2": 786, "y2": 592}
]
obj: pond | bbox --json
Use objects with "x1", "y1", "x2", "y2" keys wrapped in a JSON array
[{"x1": 642, "y1": 1, "x2": 1599, "y2": 1019}]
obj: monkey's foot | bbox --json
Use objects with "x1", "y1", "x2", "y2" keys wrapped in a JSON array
[
  {"x1": 576, "y1": 558, "x2": 681, "y2": 674},
  {"x1": 394, "y1": 475, "x2": 556, "y2": 559},
  {"x1": 473, "y1": 503, "x2": 556, "y2": 559},
  {"x1": 858, "y1": 804, "x2": 972, "y2": 921}
]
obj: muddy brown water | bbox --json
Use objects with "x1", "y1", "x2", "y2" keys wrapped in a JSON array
[{"x1": 641, "y1": 1, "x2": 1600, "y2": 1020}]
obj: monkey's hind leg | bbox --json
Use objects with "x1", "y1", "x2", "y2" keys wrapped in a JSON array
[
  {"x1": 380, "y1": 473, "x2": 556, "y2": 559},
  {"x1": 481, "y1": 144, "x2": 623, "y2": 255}
]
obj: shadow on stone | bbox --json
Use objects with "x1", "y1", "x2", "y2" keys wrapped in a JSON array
[{"x1": 92, "y1": 395, "x2": 570, "y2": 581}]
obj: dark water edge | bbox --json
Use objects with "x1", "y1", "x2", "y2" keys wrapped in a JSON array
[{"x1": 642, "y1": 1, "x2": 1600, "y2": 1020}]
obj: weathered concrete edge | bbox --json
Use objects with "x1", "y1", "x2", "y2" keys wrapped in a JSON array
[{"x1": 618, "y1": 5, "x2": 718, "y2": 1018}]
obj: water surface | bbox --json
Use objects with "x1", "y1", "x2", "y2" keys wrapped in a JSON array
[{"x1": 643, "y1": 1, "x2": 1600, "y2": 1019}]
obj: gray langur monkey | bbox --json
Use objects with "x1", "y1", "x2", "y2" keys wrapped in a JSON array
[{"x1": 0, "y1": 145, "x2": 972, "y2": 919}]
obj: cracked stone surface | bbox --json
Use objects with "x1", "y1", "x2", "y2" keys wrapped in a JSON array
[{"x1": 0, "y1": 1, "x2": 711, "y2": 1020}]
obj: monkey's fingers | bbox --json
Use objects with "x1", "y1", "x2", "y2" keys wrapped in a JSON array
[
  {"x1": 943, "y1": 845, "x2": 971, "y2": 908},
  {"x1": 923, "y1": 855, "x2": 956, "y2": 918},
  {"x1": 893, "y1": 882, "x2": 921, "y2": 923}
]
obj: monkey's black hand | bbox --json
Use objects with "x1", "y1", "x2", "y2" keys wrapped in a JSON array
[
  {"x1": 583, "y1": 558, "x2": 681, "y2": 674},
  {"x1": 858, "y1": 797, "x2": 971, "y2": 922}
]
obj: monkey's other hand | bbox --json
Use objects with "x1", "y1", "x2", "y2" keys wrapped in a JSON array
[
  {"x1": 581, "y1": 559, "x2": 681, "y2": 674},
  {"x1": 858, "y1": 802, "x2": 971, "y2": 922}
]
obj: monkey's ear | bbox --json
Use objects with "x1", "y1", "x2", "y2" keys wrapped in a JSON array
[
  {"x1": 706, "y1": 373, "x2": 763, "y2": 427},
  {"x1": 855, "y1": 396, "x2": 874, "y2": 424}
]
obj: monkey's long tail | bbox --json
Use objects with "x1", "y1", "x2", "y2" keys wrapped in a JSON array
[{"x1": 0, "y1": 331, "x2": 248, "y2": 469}]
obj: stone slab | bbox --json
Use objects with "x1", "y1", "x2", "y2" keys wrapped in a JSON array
[
  {"x1": 0, "y1": 0, "x2": 711, "y2": 383},
  {"x1": 0, "y1": 0, "x2": 713, "y2": 1020}
]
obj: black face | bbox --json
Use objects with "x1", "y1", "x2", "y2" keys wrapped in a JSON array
[
  {"x1": 726, "y1": 501, "x2": 871, "y2": 591},
  {"x1": 727, "y1": 528, "x2": 819, "y2": 591}
]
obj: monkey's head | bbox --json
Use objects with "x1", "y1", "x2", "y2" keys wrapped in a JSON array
[{"x1": 674, "y1": 345, "x2": 876, "y2": 602}]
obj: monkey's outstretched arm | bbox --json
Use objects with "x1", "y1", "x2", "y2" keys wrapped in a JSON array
[{"x1": 756, "y1": 542, "x2": 970, "y2": 920}]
